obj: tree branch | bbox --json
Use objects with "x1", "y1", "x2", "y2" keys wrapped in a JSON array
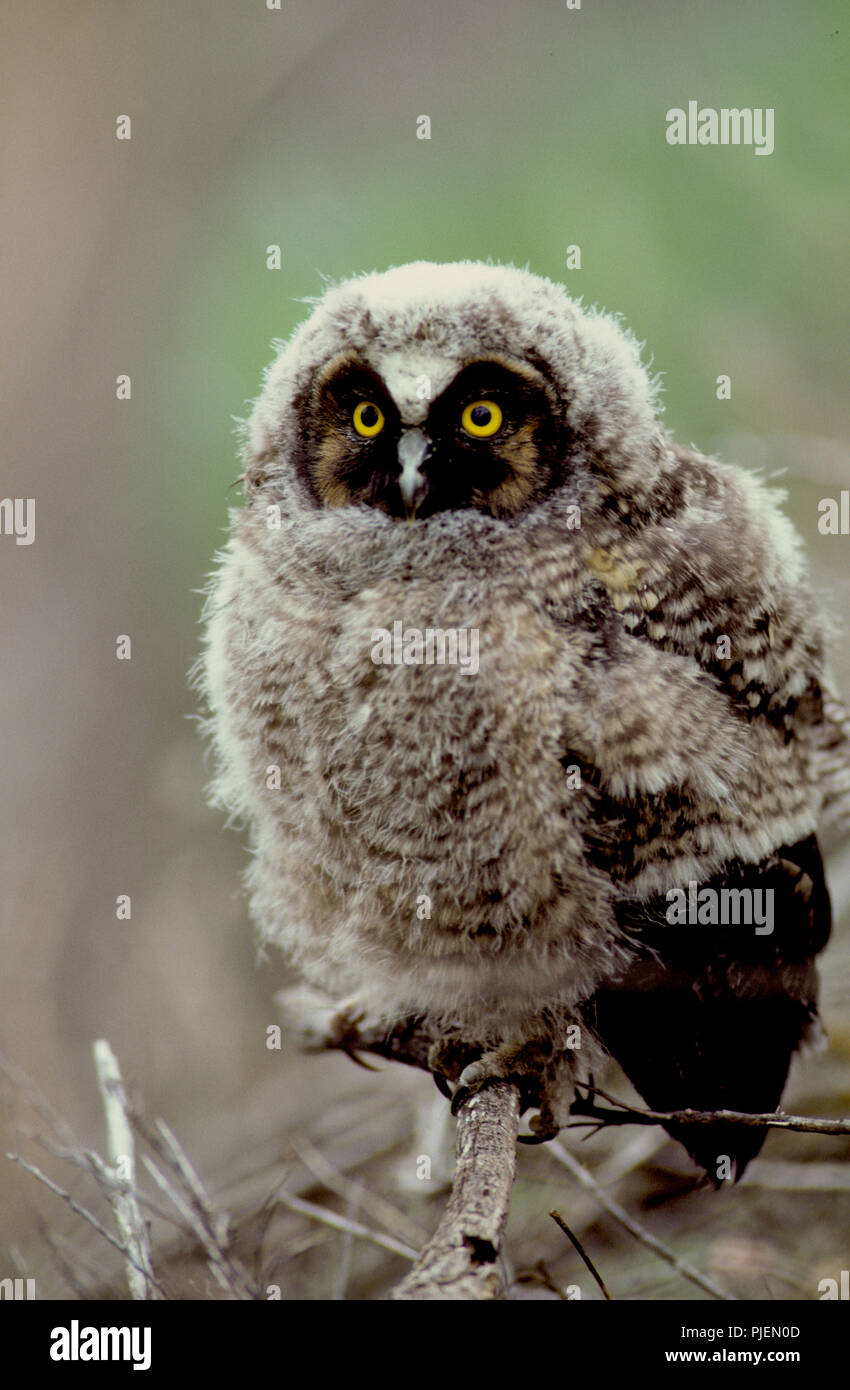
[
  {"x1": 393, "y1": 1081, "x2": 520, "y2": 1300},
  {"x1": 569, "y1": 1083, "x2": 850, "y2": 1137}
]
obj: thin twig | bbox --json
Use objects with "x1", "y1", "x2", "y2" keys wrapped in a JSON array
[
  {"x1": 547, "y1": 1140, "x2": 735, "y2": 1302},
  {"x1": 6, "y1": 1153, "x2": 169, "y2": 1298},
  {"x1": 280, "y1": 994, "x2": 849, "y2": 1301},
  {"x1": 332, "y1": 1180, "x2": 360, "y2": 1301},
  {"x1": 26, "y1": 1127, "x2": 194, "y2": 1235},
  {"x1": 291, "y1": 1133, "x2": 430, "y2": 1249},
  {"x1": 132, "y1": 1107, "x2": 258, "y2": 1299},
  {"x1": 155, "y1": 1118, "x2": 228, "y2": 1244},
  {"x1": 276, "y1": 1189, "x2": 417, "y2": 1262},
  {"x1": 550, "y1": 1208, "x2": 612, "y2": 1299},
  {"x1": 36, "y1": 1217, "x2": 97, "y2": 1300},
  {"x1": 142, "y1": 1155, "x2": 255, "y2": 1300},
  {"x1": 0, "y1": 1047, "x2": 82, "y2": 1154},
  {"x1": 571, "y1": 1084, "x2": 850, "y2": 1136}
]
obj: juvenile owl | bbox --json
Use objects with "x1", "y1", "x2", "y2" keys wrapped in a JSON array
[{"x1": 201, "y1": 261, "x2": 849, "y2": 1180}]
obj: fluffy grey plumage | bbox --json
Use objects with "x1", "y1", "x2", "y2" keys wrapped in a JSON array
[{"x1": 200, "y1": 261, "x2": 849, "y2": 1178}]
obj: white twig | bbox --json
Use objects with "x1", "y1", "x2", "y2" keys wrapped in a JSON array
[
  {"x1": 332, "y1": 1180, "x2": 360, "y2": 1301},
  {"x1": 142, "y1": 1155, "x2": 255, "y2": 1300},
  {"x1": 291, "y1": 1133, "x2": 430, "y2": 1249},
  {"x1": 92, "y1": 1039, "x2": 155, "y2": 1300},
  {"x1": 154, "y1": 1118, "x2": 230, "y2": 1248},
  {"x1": 276, "y1": 1189, "x2": 417, "y2": 1262},
  {"x1": 6, "y1": 1152, "x2": 168, "y2": 1298}
]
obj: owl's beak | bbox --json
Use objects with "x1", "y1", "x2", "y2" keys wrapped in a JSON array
[{"x1": 397, "y1": 428, "x2": 431, "y2": 520}]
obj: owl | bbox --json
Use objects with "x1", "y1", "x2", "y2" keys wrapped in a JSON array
[{"x1": 200, "y1": 261, "x2": 849, "y2": 1181}]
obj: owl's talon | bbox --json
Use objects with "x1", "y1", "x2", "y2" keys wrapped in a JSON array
[
  {"x1": 432, "y1": 1071, "x2": 453, "y2": 1100},
  {"x1": 449, "y1": 1061, "x2": 525, "y2": 1116},
  {"x1": 450, "y1": 1080, "x2": 479, "y2": 1116},
  {"x1": 341, "y1": 1044, "x2": 380, "y2": 1072},
  {"x1": 450, "y1": 1058, "x2": 494, "y2": 1114}
]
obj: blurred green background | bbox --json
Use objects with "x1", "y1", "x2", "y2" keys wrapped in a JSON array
[{"x1": 1, "y1": 0, "x2": 848, "y2": 1298}]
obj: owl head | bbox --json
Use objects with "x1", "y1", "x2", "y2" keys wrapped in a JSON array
[{"x1": 242, "y1": 261, "x2": 670, "y2": 521}]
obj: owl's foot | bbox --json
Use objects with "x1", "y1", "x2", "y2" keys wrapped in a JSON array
[
  {"x1": 275, "y1": 986, "x2": 376, "y2": 1065},
  {"x1": 428, "y1": 1033, "x2": 579, "y2": 1139},
  {"x1": 516, "y1": 1104, "x2": 564, "y2": 1144},
  {"x1": 278, "y1": 990, "x2": 581, "y2": 1130},
  {"x1": 518, "y1": 1070, "x2": 599, "y2": 1141},
  {"x1": 445, "y1": 1039, "x2": 556, "y2": 1118}
]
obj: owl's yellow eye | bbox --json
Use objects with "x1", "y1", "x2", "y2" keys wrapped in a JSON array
[
  {"x1": 352, "y1": 400, "x2": 385, "y2": 437},
  {"x1": 461, "y1": 399, "x2": 503, "y2": 438}
]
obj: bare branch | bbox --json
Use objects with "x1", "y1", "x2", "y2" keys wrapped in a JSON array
[
  {"x1": 393, "y1": 1082, "x2": 521, "y2": 1301},
  {"x1": 570, "y1": 1083, "x2": 850, "y2": 1137}
]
